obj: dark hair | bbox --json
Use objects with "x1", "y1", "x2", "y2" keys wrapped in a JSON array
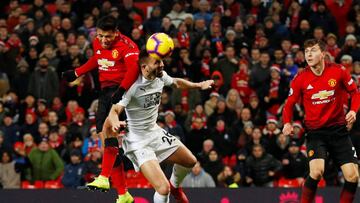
[
  {"x1": 304, "y1": 39, "x2": 326, "y2": 51},
  {"x1": 138, "y1": 49, "x2": 150, "y2": 67},
  {"x1": 96, "y1": 15, "x2": 118, "y2": 31}
]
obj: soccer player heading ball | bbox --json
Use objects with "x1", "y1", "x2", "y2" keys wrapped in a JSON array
[
  {"x1": 146, "y1": 32, "x2": 174, "y2": 60},
  {"x1": 282, "y1": 39, "x2": 360, "y2": 203},
  {"x1": 103, "y1": 49, "x2": 214, "y2": 203}
]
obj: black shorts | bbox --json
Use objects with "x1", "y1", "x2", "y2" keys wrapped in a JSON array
[
  {"x1": 96, "y1": 86, "x2": 126, "y2": 133},
  {"x1": 306, "y1": 125, "x2": 358, "y2": 166}
]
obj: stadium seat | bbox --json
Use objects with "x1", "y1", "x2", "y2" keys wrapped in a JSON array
[
  {"x1": 44, "y1": 180, "x2": 63, "y2": 189},
  {"x1": 277, "y1": 177, "x2": 302, "y2": 188},
  {"x1": 21, "y1": 180, "x2": 44, "y2": 189}
]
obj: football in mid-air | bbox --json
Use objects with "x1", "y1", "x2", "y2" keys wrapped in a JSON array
[{"x1": 146, "y1": 33, "x2": 174, "y2": 60}]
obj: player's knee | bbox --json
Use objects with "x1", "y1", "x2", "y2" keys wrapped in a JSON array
[
  {"x1": 309, "y1": 168, "x2": 324, "y2": 180},
  {"x1": 155, "y1": 181, "x2": 170, "y2": 195},
  {"x1": 345, "y1": 173, "x2": 359, "y2": 182},
  {"x1": 344, "y1": 169, "x2": 359, "y2": 182}
]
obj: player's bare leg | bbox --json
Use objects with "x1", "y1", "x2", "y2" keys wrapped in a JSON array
[
  {"x1": 140, "y1": 160, "x2": 170, "y2": 203},
  {"x1": 165, "y1": 145, "x2": 197, "y2": 203},
  {"x1": 301, "y1": 159, "x2": 325, "y2": 203},
  {"x1": 340, "y1": 163, "x2": 359, "y2": 203}
]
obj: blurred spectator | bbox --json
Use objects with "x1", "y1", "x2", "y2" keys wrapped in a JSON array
[
  {"x1": 214, "y1": 46, "x2": 238, "y2": 90},
  {"x1": 268, "y1": 133, "x2": 290, "y2": 161},
  {"x1": 36, "y1": 121, "x2": 49, "y2": 143},
  {"x1": 204, "y1": 92, "x2": 219, "y2": 116},
  {"x1": 186, "y1": 116, "x2": 209, "y2": 156},
  {"x1": 36, "y1": 99, "x2": 49, "y2": 122},
  {"x1": 0, "y1": 131, "x2": 11, "y2": 158},
  {"x1": 184, "y1": 103, "x2": 207, "y2": 132},
  {"x1": 48, "y1": 129, "x2": 64, "y2": 155},
  {"x1": 163, "y1": 110, "x2": 185, "y2": 142},
  {"x1": 203, "y1": 149, "x2": 224, "y2": 185},
  {"x1": 309, "y1": 1, "x2": 338, "y2": 35},
  {"x1": 81, "y1": 126, "x2": 100, "y2": 157},
  {"x1": 61, "y1": 135, "x2": 83, "y2": 164},
  {"x1": 117, "y1": 0, "x2": 144, "y2": 36},
  {"x1": 143, "y1": 6, "x2": 162, "y2": 34},
  {"x1": 12, "y1": 59, "x2": 30, "y2": 100},
  {"x1": 26, "y1": 138, "x2": 64, "y2": 182},
  {"x1": 20, "y1": 112, "x2": 38, "y2": 139},
  {"x1": 337, "y1": 34, "x2": 360, "y2": 62},
  {"x1": 160, "y1": 16, "x2": 177, "y2": 37},
  {"x1": 225, "y1": 88, "x2": 243, "y2": 112},
  {"x1": 245, "y1": 144, "x2": 282, "y2": 187},
  {"x1": 231, "y1": 61, "x2": 252, "y2": 105},
  {"x1": 197, "y1": 139, "x2": 213, "y2": 164},
  {"x1": 193, "y1": 0, "x2": 212, "y2": 26},
  {"x1": 171, "y1": 81, "x2": 201, "y2": 113},
  {"x1": 207, "y1": 97, "x2": 236, "y2": 128},
  {"x1": 0, "y1": 150, "x2": 21, "y2": 188},
  {"x1": 245, "y1": 127, "x2": 268, "y2": 155},
  {"x1": 1, "y1": 113, "x2": 20, "y2": 148},
  {"x1": 0, "y1": 101, "x2": 7, "y2": 125},
  {"x1": 166, "y1": 0, "x2": 193, "y2": 28},
  {"x1": 83, "y1": 148, "x2": 102, "y2": 183},
  {"x1": 48, "y1": 110, "x2": 59, "y2": 132},
  {"x1": 28, "y1": 56, "x2": 59, "y2": 103},
  {"x1": 281, "y1": 140, "x2": 307, "y2": 180},
  {"x1": 231, "y1": 107, "x2": 252, "y2": 139},
  {"x1": 23, "y1": 133, "x2": 36, "y2": 155},
  {"x1": 249, "y1": 51, "x2": 271, "y2": 104},
  {"x1": 67, "y1": 107, "x2": 91, "y2": 141},
  {"x1": 325, "y1": 33, "x2": 341, "y2": 59},
  {"x1": 210, "y1": 117, "x2": 236, "y2": 158},
  {"x1": 217, "y1": 165, "x2": 241, "y2": 188},
  {"x1": 182, "y1": 161, "x2": 216, "y2": 188},
  {"x1": 62, "y1": 149, "x2": 85, "y2": 188}
]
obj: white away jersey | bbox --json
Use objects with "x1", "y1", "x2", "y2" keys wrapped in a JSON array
[{"x1": 117, "y1": 71, "x2": 174, "y2": 135}]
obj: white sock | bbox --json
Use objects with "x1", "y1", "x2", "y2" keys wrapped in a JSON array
[
  {"x1": 170, "y1": 164, "x2": 192, "y2": 188},
  {"x1": 153, "y1": 191, "x2": 169, "y2": 203}
]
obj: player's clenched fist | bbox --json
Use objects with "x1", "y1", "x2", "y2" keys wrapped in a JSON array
[
  {"x1": 199, "y1": 80, "x2": 214, "y2": 90},
  {"x1": 62, "y1": 70, "x2": 77, "y2": 82},
  {"x1": 282, "y1": 123, "x2": 293, "y2": 136}
]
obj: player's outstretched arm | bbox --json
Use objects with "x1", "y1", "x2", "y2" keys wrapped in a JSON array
[
  {"x1": 62, "y1": 56, "x2": 98, "y2": 82},
  {"x1": 173, "y1": 78, "x2": 214, "y2": 90}
]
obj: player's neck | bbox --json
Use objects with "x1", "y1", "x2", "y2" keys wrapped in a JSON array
[
  {"x1": 310, "y1": 61, "x2": 325, "y2": 76},
  {"x1": 142, "y1": 72, "x2": 155, "y2": 81}
]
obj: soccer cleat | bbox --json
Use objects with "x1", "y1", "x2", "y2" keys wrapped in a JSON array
[
  {"x1": 115, "y1": 192, "x2": 134, "y2": 203},
  {"x1": 86, "y1": 175, "x2": 110, "y2": 192},
  {"x1": 170, "y1": 182, "x2": 189, "y2": 203}
]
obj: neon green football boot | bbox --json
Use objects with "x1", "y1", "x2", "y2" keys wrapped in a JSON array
[
  {"x1": 86, "y1": 175, "x2": 110, "y2": 192},
  {"x1": 115, "y1": 191, "x2": 134, "y2": 203}
]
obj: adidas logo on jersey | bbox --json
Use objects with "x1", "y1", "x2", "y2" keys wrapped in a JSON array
[
  {"x1": 307, "y1": 84, "x2": 313, "y2": 90},
  {"x1": 96, "y1": 50, "x2": 101, "y2": 54}
]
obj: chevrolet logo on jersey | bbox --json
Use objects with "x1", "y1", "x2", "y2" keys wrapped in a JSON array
[
  {"x1": 98, "y1": 59, "x2": 115, "y2": 70},
  {"x1": 311, "y1": 90, "x2": 335, "y2": 100}
]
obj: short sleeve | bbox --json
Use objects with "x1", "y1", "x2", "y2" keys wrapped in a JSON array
[
  {"x1": 117, "y1": 85, "x2": 136, "y2": 107},
  {"x1": 161, "y1": 71, "x2": 174, "y2": 86}
]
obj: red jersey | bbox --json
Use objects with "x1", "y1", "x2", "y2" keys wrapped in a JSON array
[
  {"x1": 75, "y1": 33, "x2": 140, "y2": 89},
  {"x1": 283, "y1": 63, "x2": 360, "y2": 130}
]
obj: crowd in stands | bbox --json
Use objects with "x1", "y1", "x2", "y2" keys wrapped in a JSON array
[{"x1": 0, "y1": 0, "x2": 360, "y2": 189}]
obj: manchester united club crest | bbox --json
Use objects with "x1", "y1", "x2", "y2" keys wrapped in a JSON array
[
  {"x1": 328, "y1": 79, "x2": 336, "y2": 87},
  {"x1": 112, "y1": 49, "x2": 119, "y2": 59}
]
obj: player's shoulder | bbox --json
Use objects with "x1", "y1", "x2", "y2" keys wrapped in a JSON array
[
  {"x1": 292, "y1": 68, "x2": 308, "y2": 81},
  {"x1": 326, "y1": 62, "x2": 346, "y2": 72},
  {"x1": 114, "y1": 34, "x2": 139, "y2": 51},
  {"x1": 92, "y1": 38, "x2": 101, "y2": 51}
]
